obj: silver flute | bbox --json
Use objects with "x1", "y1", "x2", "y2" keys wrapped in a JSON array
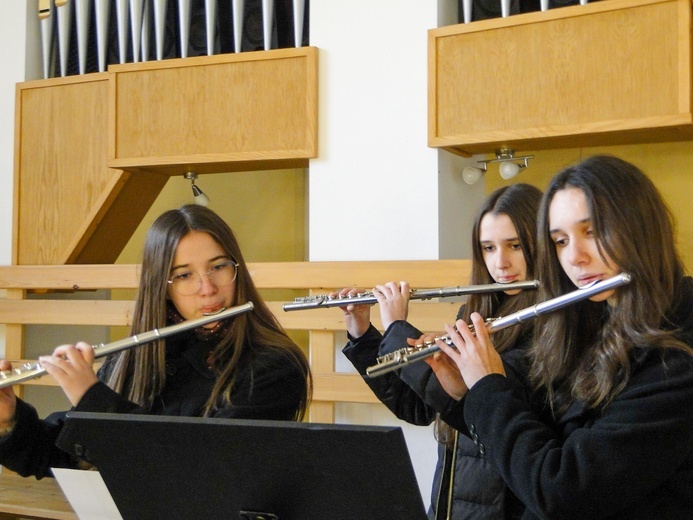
[
  {"x1": 283, "y1": 280, "x2": 540, "y2": 311},
  {"x1": 366, "y1": 273, "x2": 632, "y2": 377},
  {"x1": 0, "y1": 302, "x2": 254, "y2": 389}
]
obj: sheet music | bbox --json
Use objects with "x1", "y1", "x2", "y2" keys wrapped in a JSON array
[{"x1": 52, "y1": 468, "x2": 123, "y2": 520}]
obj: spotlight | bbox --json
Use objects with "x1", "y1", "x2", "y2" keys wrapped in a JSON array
[
  {"x1": 461, "y1": 149, "x2": 534, "y2": 184},
  {"x1": 463, "y1": 166, "x2": 485, "y2": 185},
  {"x1": 184, "y1": 172, "x2": 210, "y2": 206},
  {"x1": 499, "y1": 161, "x2": 521, "y2": 180}
]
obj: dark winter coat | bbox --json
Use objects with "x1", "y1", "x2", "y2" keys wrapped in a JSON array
[
  {"x1": 344, "y1": 323, "x2": 523, "y2": 519},
  {"x1": 437, "y1": 279, "x2": 693, "y2": 520},
  {"x1": 0, "y1": 329, "x2": 307, "y2": 479}
]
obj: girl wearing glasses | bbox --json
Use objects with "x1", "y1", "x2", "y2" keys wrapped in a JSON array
[{"x1": 0, "y1": 205, "x2": 312, "y2": 479}]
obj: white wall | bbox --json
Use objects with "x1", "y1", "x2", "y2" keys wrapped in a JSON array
[
  {"x1": 309, "y1": 1, "x2": 439, "y2": 261},
  {"x1": 0, "y1": 1, "x2": 40, "y2": 357},
  {"x1": 0, "y1": 5, "x2": 23, "y2": 268},
  {"x1": 310, "y1": 0, "x2": 445, "y2": 507},
  {"x1": 0, "y1": 2, "x2": 41, "y2": 268}
]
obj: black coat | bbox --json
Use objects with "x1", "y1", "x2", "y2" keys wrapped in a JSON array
[
  {"x1": 0, "y1": 330, "x2": 307, "y2": 479},
  {"x1": 344, "y1": 323, "x2": 521, "y2": 519},
  {"x1": 439, "y1": 346, "x2": 693, "y2": 519},
  {"x1": 437, "y1": 281, "x2": 693, "y2": 520}
]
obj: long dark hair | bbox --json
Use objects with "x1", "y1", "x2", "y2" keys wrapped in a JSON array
[
  {"x1": 532, "y1": 155, "x2": 690, "y2": 415},
  {"x1": 462, "y1": 183, "x2": 543, "y2": 352},
  {"x1": 104, "y1": 205, "x2": 312, "y2": 420},
  {"x1": 437, "y1": 183, "x2": 542, "y2": 446}
]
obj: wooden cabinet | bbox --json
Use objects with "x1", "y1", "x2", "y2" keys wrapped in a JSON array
[
  {"x1": 428, "y1": 0, "x2": 693, "y2": 156},
  {"x1": 109, "y1": 47, "x2": 318, "y2": 175},
  {"x1": 13, "y1": 47, "x2": 318, "y2": 264},
  {"x1": 13, "y1": 73, "x2": 165, "y2": 265}
]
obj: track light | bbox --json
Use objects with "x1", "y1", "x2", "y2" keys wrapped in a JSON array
[
  {"x1": 499, "y1": 161, "x2": 521, "y2": 180},
  {"x1": 184, "y1": 172, "x2": 210, "y2": 206},
  {"x1": 463, "y1": 166, "x2": 485, "y2": 185},
  {"x1": 462, "y1": 149, "x2": 534, "y2": 185}
]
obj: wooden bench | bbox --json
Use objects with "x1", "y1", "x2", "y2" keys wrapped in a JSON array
[
  {"x1": 0, "y1": 473, "x2": 76, "y2": 520},
  {"x1": 0, "y1": 260, "x2": 470, "y2": 518}
]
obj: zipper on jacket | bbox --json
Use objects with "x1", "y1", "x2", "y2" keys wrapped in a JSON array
[
  {"x1": 445, "y1": 430, "x2": 459, "y2": 520},
  {"x1": 434, "y1": 446, "x2": 445, "y2": 519}
]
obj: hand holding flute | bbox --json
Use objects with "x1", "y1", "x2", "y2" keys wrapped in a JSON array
[
  {"x1": 0, "y1": 342, "x2": 99, "y2": 428},
  {"x1": 331, "y1": 287, "x2": 371, "y2": 339},
  {"x1": 375, "y1": 312, "x2": 510, "y2": 402},
  {"x1": 38, "y1": 342, "x2": 98, "y2": 406},
  {"x1": 426, "y1": 312, "x2": 504, "y2": 400},
  {"x1": 333, "y1": 281, "x2": 412, "y2": 339},
  {"x1": 0, "y1": 360, "x2": 16, "y2": 434},
  {"x1": 398, "y1": 308, "x2": 508, "y2": 402}
]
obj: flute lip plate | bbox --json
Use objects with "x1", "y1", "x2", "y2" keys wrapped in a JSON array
[
  {"x1": 202, "y1": 307, "x2": 227, "y2": 316},
  {"x1": 577, "y1": 273, "x2": 630, "y2": 290}
]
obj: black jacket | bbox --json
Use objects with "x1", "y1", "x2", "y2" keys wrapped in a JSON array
[
  {"x1": 0, "y1": 330, "x2": 307, "y2": 479},
  {"x1": 438, "y1": 279, "x2": 693, "y2": 520},
  {"x1": 344, "y1": 322, "x2": 522, "y2": 519}
]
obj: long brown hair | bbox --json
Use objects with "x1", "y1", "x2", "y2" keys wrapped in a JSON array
[
  {"x1": 104, "y1": 205, "x2": 312, "y2": 420},
  {"x1": 532, "y1": 155, "x2": 690, "y2": 416},
  {"x1": 462, "y1": 183, "x2": 543, "y2": 352},
  {"x1": 437, "y1": 183, "x2": 542, "y2": 446}
]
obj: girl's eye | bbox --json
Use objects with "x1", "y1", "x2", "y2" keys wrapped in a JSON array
[
  {"x1": 509, "y1": 242, "x2": 522, "y2": 251},
  {"x1": 482, "y1": 245, "x2": 495, "y2": 253},
  {"x1": 552, "y1": 236, "x2": 567, "y2": 247},
  {"x1": 174, "y1": 272, "x2": 192, "y2": 281}
]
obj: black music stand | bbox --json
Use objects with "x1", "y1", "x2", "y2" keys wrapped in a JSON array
[{"x1": 60, "y1": 412, "x2": 428, "y2": 520}]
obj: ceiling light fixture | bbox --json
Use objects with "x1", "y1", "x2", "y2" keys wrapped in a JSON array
[
  {"x1": 462, "y1": 149, "x2": 534, "y2": 185},
  {"x1": 184, "y1": 172, "x2": 210, "y2": 206}
]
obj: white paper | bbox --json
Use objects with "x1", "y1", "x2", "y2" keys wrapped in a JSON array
[{"x1": 52, "y1": 468, "x2": 123, "y2": 520}]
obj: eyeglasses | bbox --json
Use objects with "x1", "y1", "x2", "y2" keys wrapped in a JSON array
[{"x1": 167, "y1": 260, "x2": 239, "y2": 296}]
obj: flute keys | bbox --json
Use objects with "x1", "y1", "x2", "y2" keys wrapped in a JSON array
[
  {"x1": 376, "y1": 346, "x2": 416, "y2": 365},
  {"x1": 0, "y1": 363, "x2": 40, "y2": 379},
  {"x1": 391, "y1": 350, "x2": 405, "y2": 363},
  {"x1": 292, "y1": 291, "x2": 374, "y2": 304},
  {"x1": 292, "y1": 295, "x2": 319, "y2": 303}
]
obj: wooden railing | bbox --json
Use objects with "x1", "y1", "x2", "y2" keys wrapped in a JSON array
[{"x1": 0, "y1": 260, "x2": 471, "y2": 423}]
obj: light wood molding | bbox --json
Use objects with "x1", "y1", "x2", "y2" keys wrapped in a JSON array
[
  {"x1": 0, "y1": 260, "x2": 470, "y2": 290},
  {"x1": 0, "y1": 264, "x2": 141, "y2": 290},
  {"x1": 247, "y1": 259, "x2": 472, "y2": 288},
  {"x1": 0, "y1": 260, "x2": 472, "y2": 414},
  {"x1": 0, "y1": 300, "x2": 134, "y2": 326},
  {"x1": 108, "y1": 47, "x2": 319, "y2": 175},
  {"x1": 313, "y1": 373, "x2": 381, "y2": 404},
  {"x1": 428, "y1": 0, "x2": 693, "y2": 156}
]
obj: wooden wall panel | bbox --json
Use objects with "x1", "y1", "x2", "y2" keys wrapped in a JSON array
[
  {"x1": 13, "y1": 75, "x2": 169, "y2": 265},
  {"x1": 109, "y1": 47, "x2": 319, "y2": 175},
  {"x1": 15, "y1": 74, "x2": 110, "y2": 264},
  {"x1": 429, "y1": 0, "x2": 693, "y2": 155}
]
